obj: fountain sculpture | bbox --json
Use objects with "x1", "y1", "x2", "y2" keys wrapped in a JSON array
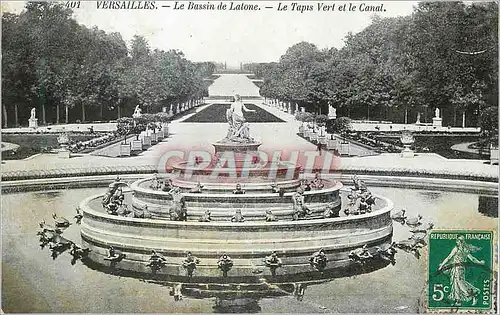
[{"x1": 77, "y1": 97, "x2": 394, "y2": 284}]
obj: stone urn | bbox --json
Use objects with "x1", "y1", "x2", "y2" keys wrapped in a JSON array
[
  {"x1": 400, "y1": 130, "x2": 415, "y2": 158},
  {"x1": 57, "y1": 133, "x2": 71, "y2": 159}
]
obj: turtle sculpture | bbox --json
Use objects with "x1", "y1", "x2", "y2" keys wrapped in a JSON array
[
  {"x1": 348, "y1": 244, "x2": 373, "y2": 263},
  {"x1": 410, "y1": 222, "x2": 434, "y2": 234},
  {"x1": 52, "y1": 213, "x2": 71, "y2": 228},
  {"x1": 104, "y1": 246, "x2": 125, "y2": 263},
  {"x1": 405, "y1": 214, "x2": 423, "y2": 228},
  {"x1": 374, "y1": 242, "x2": 397, "y2": 265},
  {"x1": 390, "y1": 209, "x2": 407, "y2": 223}
]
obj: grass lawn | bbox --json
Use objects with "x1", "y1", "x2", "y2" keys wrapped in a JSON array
[
  {"x1": 182, "y1": 103, "x2": 284, "y2": 123},
  {"x1": 2, "y1": 133, "x2": 97, "y2": 160},
  {"x1": 377, "y1": 134, "x2": 483, "y2": 159}
]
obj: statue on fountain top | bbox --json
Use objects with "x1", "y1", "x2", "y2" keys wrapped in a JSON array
[{"x1": 223, "y1": 94, "x2": 257, "y2": 143}]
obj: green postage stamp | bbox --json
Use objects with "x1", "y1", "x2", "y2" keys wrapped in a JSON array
[{"x1": 427, "y1": 230, "x2": 495, "y2": 312}]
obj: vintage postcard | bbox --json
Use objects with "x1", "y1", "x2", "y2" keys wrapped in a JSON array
[{"x1": 1, "y1": 0, "x2": 498, "y2": 313}]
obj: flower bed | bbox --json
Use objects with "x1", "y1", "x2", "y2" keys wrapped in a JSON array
[{"x1": 183, "y1": 103, "x2": 284, "y2": 123}]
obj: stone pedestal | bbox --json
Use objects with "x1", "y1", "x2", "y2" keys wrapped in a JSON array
[
  {"x1": 318, "y1": 136, "x2": 327, "y2": 145},
  {"x1": 58, "y1": 149, "x2": 71, "y2": 159},
  {"x1": 157, "y1": 130, "x2": 164, "y2": 140},
  {"x1": 120, "y1": 143, "x2": 131, "y2": 156},
  {"x1": 151, "y1": 133, "x2": 158, "y2": 144},
  {"x1": 29, "y1": 118, "x2": 38, "y2": 128},
  {"x1": 327, "y1": 139, "x2": 337, "y2": 150},
  {"x1": 490, "y1": 145, "x2": 498, "y2": 165},
  {"x1": 131, "y1": 139, "x2": 143, "y2": 151},
  {"x1": 212, "y1": 141, "x2": 262, "y2": 155},
  {"x1": 432, "y1": 117, "x2": 442, "y2": 127},
  {"x1": 142, "y1": 135, "x2": 151, "y2": 148},
  {"x1": 162, "y1": 126, "x2": 169, "y2": 137},
  {"x1": 401, "y1": 146, "x2": 415, "y2": 158},
  {"x1": 339, "y1": 142, "x2": 350, "y2": 156}
]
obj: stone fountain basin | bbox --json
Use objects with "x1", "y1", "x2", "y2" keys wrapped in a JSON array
[{"x1": 79, "y1": 193, "x2": 393, "y2": 279}]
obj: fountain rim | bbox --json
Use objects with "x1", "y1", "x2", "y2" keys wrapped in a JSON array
[
  {"x1": 169, "y1": 159, "x2": 301, "y2": 176},
  {"x1": 130, "y1": 177, "x2": 343, "y2": 198}
]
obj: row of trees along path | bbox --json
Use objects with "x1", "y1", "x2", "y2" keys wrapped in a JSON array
[
  {"x1": 2, "y1": 2, "x2": 216, "y2": 128},
  {"x1": 245, "y1": 2, "x2": 498, "y2": 137}
]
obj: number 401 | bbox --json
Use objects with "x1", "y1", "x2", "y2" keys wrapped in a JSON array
[
  {"x1": 65, "y1": 1, "x2": 81, "y2": 8},
  {"x1": 432, "y1": 284, "x2": 450, "y2": 301}
]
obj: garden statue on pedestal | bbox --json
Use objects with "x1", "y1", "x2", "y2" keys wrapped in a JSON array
[
  {"x1": 29, "y1": 107, "x2": 38, "y2": 128},
  {"x1": 328, "y1": 102, "x2": 337, "y2": 120},
  {"x1": 433, "y1": 108, "x2": 442, "y2": 127},
  {"x1": 132, "y1": 105, "x2": 142, "y2": 118}
]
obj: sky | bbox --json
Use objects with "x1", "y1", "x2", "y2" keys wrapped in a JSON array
[{"x1": 2, "y1": 1, "x2": 418, "y2": 67}]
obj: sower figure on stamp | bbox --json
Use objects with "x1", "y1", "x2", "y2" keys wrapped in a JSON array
[{"x1": 438, "y1": 236, "x2": 484, "y2": 306}]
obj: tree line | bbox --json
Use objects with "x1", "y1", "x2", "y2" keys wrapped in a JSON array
[
  {"x1": 244, "y1": 2, "x2": 498, "y2": 136},
  {"x1": 2, "y1": 2, "x2": 215, "y2": 127}
]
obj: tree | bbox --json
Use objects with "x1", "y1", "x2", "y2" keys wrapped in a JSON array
[
  {"x1": 2, "y1": 3, "x2": 211, "y2": 127},
  {"x1": 327, "y1": 117, "x2": 352, "y2": 135}
]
